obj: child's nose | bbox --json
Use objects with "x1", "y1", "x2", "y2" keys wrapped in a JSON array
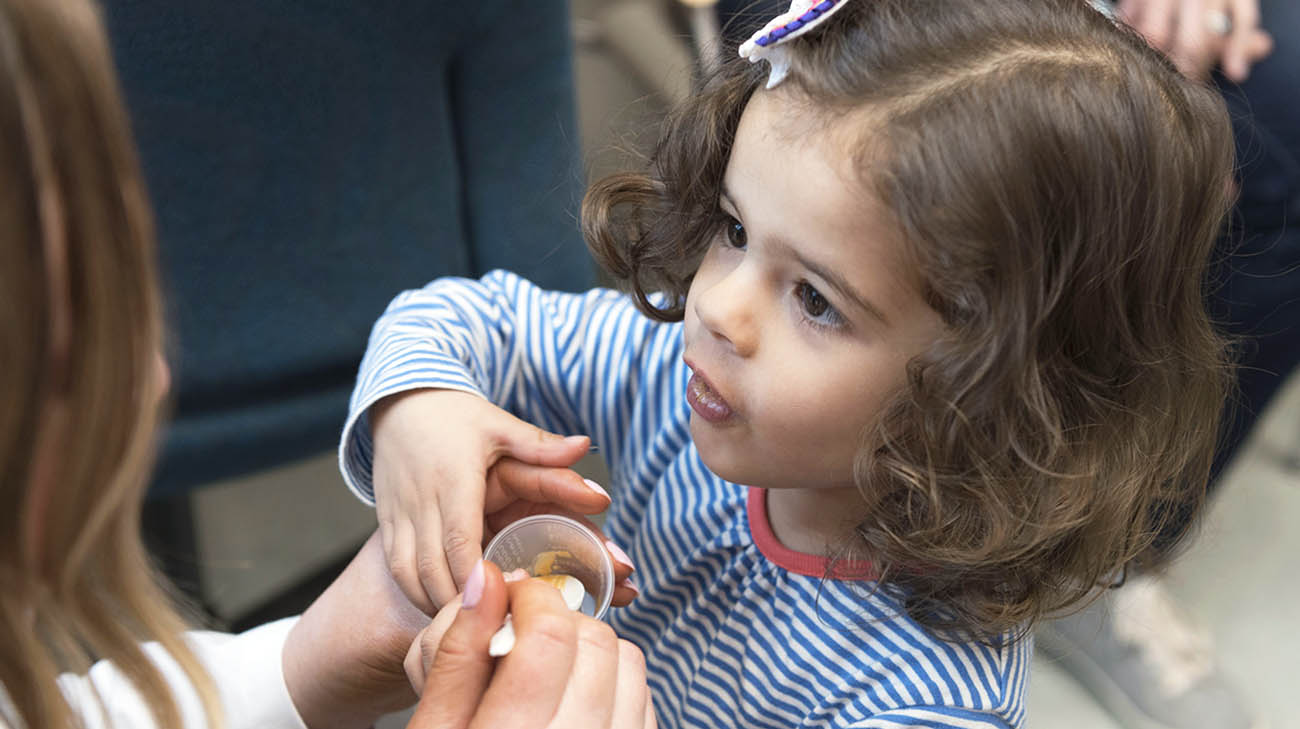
[{"x1": 694, "y1": 268, "x2": 759, "y2": 358}]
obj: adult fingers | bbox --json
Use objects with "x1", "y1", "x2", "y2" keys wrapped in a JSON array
[
  {"x1": 406, "y1": 561, "x2": 509, "y2": 729},
  {"x1": 611, "y1": 578, "x2": 641, "y2": 608},
  {"x1": 465, "y1": 580, "x2": 579, "y2": 728},
  {"x1": 483, "y1": 506, "x2": 639, "y2": 607},
  {"x1": 1171, "y1": 0, "x2": 1219, "y2": 80},
  {"x1": 404, "y1": 596, "x2": 462, "y2": 696},
  {"x1": 1220, "y1": 0, "x2": 1270, "y2": 81},
  {"x1": 609, "y1": 640, "x2": 653, "y2": 729},
  {"x1": 1120, "y1": 0, "x2": 1178, "y2": 50},
  {"x1": 553, "y1": 513, "x2": 638, "y2": 593},
  {"x1": 484, "y1": 458, "x2": 611, "y2": 514},
  {"x1": 549, "y1": 618, "x2": 620, "y2": 729}
]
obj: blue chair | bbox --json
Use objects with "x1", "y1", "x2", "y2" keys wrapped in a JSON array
[{"x1": 103, "y1": 0, "x2": 593, "y2": 605}]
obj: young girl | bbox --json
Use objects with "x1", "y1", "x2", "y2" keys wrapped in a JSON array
[{"x1": 341, "y1": 0, "x2": 1235, "y2": 726}]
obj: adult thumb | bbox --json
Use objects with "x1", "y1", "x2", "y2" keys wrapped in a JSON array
[{"x1": 407, "y1": 561, "x2": 508, "y2": 729}]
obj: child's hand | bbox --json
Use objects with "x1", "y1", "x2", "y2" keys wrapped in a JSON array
[{"x1": 371, "y1": 389, "x2": 604, "y2": 613}]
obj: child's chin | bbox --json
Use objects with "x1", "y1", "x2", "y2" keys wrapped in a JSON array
[{"x1": 690, "y1": 426, "x2": 752, "y2": 485}]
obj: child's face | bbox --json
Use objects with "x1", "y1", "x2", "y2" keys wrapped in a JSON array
[{"x1": 683, "y1": 90, "x2": 943, "y2": 496}]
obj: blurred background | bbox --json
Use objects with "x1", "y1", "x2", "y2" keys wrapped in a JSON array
[{"x1": 101, "y1": 1, "x2": 1297, "y2": 727}]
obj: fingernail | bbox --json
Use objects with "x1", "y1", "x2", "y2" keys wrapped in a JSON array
[
  {"x1": 622, "y1": 578, "x2": 639, "y2": 596},
  {"x1": 584, "y1": 478, "x2": 610, "y2": 499},
  {"x1": 504, "y1": 568, "x2": 530, "y2": 583},
  {"x1": 606, "y1": 540, "x2": 636, "y2": 572},
  {"x1": 463, "y1": 560, "x2": 486, "y2": 608},
  {"x1": 564, "y1": 435, "x2": 589, "y2": 447}
]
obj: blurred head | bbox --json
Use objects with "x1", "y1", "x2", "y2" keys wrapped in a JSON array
[
  {"x1": 0, "y1": 0, "x2": 216, "y2": 725},
  {"x1": 584, "y1": 0, "x2": 1234, "y2": 639}
]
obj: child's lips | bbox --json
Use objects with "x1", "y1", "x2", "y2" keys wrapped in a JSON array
[{"x1": 686, "y1": 370, "x2": 735, "y2": 423}]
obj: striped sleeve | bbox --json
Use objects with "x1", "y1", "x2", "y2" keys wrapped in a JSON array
[
  {"x1": 848, "y1": 705, "x2": 1013, "y2": 729},
  {"x1": 338, "y1": 270, "x2": 662, "y2": 502}
]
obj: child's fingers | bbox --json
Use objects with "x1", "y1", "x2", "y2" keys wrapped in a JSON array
[
  {"x1": 375, "y1": 495, "x2": 396, "y2": 572},
  {"x1": 490, "y1": 413, "x2": 591, "y2": 469},
  {"x1": 388, "y1": 516, "x2": 436, "y2": 614},
  {"x1": 417, "y1": 503, "x2": 475, "y2": 610},
  {"x1": 485, "y1": 458, "x2": 611, "y2": 514}
]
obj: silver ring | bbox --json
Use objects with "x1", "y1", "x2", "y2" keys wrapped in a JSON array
[{"x1": 1206, "y1": 10, "x2": 1233, "y2": 36}]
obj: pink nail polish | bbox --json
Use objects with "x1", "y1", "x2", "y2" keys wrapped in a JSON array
[
  {"x1": 583, "y1": 478, "x2": 611, "y2": 499},
  {"x1": 504, "y1": 568, "x2": 530, "y2": 583},
  {"x1": 606, "y1": 540, "x2": 636, "y2": 572},
  {"x1": 623, "y1": 578, "x2": 639, "y2": 596},
  {"x1": 463, "y1": 561, "x2": 485, "y2": 608}
]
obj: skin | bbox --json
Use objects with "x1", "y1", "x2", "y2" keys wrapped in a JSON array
[
  {"x1": 1116, "y1": 0, "x2": 1272, "y2": 81},
  {"x1": 407, "y1": 565, "x2": 657, "y2": 729},
  {"x1": 371, "y1": 387, "x2": 638, "y2": 613},
  {"x1": 24, "y1": 351, "x2": 639, "y2": 727},
  {"x1": 682, "y1": 89, "x2": 945, "y2": 554}
]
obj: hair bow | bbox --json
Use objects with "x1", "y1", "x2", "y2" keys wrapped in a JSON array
[{"x1": 738, "y1": 0, "x2": 851, "y2": 88}]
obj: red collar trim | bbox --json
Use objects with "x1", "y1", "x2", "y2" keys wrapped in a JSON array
[{"x1": 746, "y1": 487, "x2": 877, "y2": 581}]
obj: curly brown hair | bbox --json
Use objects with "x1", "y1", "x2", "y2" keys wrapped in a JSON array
[{"x1": 582, "y1": 0, "x2": 1234, "y2": 641}]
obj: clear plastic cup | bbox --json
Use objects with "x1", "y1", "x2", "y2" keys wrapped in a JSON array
[{"x1": 483, "y1": 514, "x2": 614, "y2": 619}]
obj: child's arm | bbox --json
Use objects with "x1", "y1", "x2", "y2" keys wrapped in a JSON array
[
  {"x1": 339, "y1": 270, "x2": 668, "y2": 611},
  {"x1": 848, "y1": 706, "x2": 1014, "y2": 728}
]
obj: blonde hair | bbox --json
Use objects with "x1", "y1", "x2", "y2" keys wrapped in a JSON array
[{"x1": 0, "y1": 0, "x2": 221, "y2": 725}]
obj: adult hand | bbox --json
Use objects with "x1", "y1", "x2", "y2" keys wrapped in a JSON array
[
  {"x1": 370, "y1": 388, "x2": 604, "y2": 612},
  {"x1": 281, "y1": 532, "x2": 429, "y2": 729},
  {"x1": 483, "y1": 492, "x2": 640, "y2": 608},
  {"x1": 1116, "y1": 0, "x2": 1272, "y2": 81},
  {"x1": 406, "y1": 562, "x2": 657, "y2": 729}
]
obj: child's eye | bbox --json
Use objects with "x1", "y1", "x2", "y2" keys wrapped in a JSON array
[
  {"x1": 796, "y1": 281, "x2": 845, "y2": 329},
  {"x1": 723, "y1": 215, "x2": 747, "y2": 249}
]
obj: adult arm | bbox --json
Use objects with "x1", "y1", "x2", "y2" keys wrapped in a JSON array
[{"x1": 51, "y1": 533, "x2": 423, "y2": 729}]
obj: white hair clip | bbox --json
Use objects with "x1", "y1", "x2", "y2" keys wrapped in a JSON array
[{"x1": 738, "y1": 0, "x2": 852, "y2": 89}]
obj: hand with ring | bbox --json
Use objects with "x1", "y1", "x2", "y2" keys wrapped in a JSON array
[{"x1": 1115, "y1": 0, "x2": 1273, "y2": 81}]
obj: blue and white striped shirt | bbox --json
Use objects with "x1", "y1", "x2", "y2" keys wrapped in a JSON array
[{"x1": 340, "y1": 270, "x2": 1029, "y2": 729}]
